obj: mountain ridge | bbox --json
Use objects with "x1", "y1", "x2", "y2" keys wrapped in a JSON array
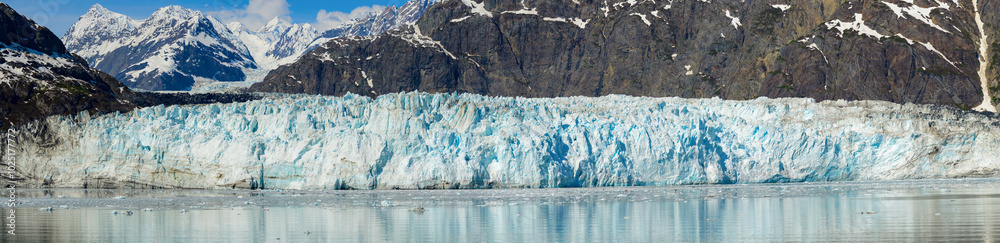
[
  {"x1": 63, "y1": 4, "x2": 258, "y2": 91},
  {"x1": 63, "y1": 0, "x2": 440, "y2": 91},
  {"x1": 250, "y1": 0, "x2": 1000, "y2": 111},
  {"x1": 321, "y1": 0, "x2": 440, "y2": 39}
]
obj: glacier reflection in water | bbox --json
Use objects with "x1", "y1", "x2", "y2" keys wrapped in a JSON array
[
  {"x1": 13, "y1": 92, "x2": 1000, "y2": 189},
  {"x1": 5, "y1": 179, "x2": 1000, "y2": 242}
]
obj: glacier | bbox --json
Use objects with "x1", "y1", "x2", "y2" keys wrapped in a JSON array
[{"x1": 13, "y1": 92, "x2": 1000, "y2": 190}]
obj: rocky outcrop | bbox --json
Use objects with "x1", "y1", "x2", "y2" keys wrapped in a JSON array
[
  {"x1": 251, "y1": 0, "x2": 999, "y2": 111},
  {"x1": 1, "y1": 3, "x2": 69, "y2": 57}
]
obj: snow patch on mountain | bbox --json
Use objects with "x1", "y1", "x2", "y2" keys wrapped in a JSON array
[
  {"x1": 724, "y1": 10, "x2": 741, "y2": 29},
  {"x1": 825, "y1": 13, "x2": 885, "y2": 39},
  {"x1": 399, "y1": 25, "x2": 457, "y2": 60},
  {"x1": 628, "y1": 13, "x2": 651, "y2": 26},
  {"x1": 502, "y1": 8, "x2": 539, "y2": 15},
  {"x1": 461, "y1": 0, "x2": 493, "y2": 17},
  {"x1": 881, "y1": 0, "x2": 951, "y2": 33},
  {"x1": 0, "y1": 43, "x2": 77, "y2": 86}
]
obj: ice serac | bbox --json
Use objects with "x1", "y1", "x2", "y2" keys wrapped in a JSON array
[{"x1": 12, "y1": 92, "x2": 1000, "y2": 190}]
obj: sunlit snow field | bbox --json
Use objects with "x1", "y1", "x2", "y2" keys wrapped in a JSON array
[{"x1": 5, "y1": 179, "x2": 1000, "y2": 242}]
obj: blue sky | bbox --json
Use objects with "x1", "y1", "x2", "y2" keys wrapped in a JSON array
[{"x1": 4, "y1": 0, "x2": 410, "y2": 36}]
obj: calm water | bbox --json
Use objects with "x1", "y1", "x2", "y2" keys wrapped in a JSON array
[{"x1": 4, "y1": 179, "x2": 1000, "y2": 242}]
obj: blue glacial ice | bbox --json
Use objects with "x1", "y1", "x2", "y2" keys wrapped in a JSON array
[{"x1": 14, "y1": 92, "x2": 1000, "y2": 189}]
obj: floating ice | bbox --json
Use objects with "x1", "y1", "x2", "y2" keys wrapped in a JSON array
[{"x1": 13, "y1": 92, "x2": 1000, "y2": 190}]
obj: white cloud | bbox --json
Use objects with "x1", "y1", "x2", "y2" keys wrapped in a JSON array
[
  {"x1": 209, "y1": 0, "x2": 292, "y2": 31},
  {"x1": 208, "y1": 1, "x2": 388, "y2": 32},
  {"x1": 314, "y1": 5, "x2": 386, "y2": 31}
]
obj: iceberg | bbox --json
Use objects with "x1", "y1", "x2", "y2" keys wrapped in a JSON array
[{"x1": 12, "y1": 92, "x2": 1000, "y2": 190}]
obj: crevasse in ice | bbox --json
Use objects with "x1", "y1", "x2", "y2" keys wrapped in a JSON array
[{"x1": 15, "y1": 92, "x2": 1000, "y2": 189}]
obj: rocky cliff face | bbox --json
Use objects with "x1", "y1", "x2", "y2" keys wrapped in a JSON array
[
  {"x1": 762, "y1": 0, "x2": 992, "y2": 111},
  {"x1": 251, "y1": 0, "x2": 1000, "y2": 111},
  {"x1": 1, "y1": 3, "x2": 135, "y2": 129}
]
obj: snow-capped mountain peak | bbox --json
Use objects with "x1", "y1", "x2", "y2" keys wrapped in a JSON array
[
  {"x1": 226, "y1": 22, "x2": 249, "y2": 33},
  {"x1": 63, "y1": 0, "x2": 440, "y2": 91},
  {"x1": 261, "y1": 17, "x2": 293, "y2": 33},
  {"x1": 222, "y1": 16, "x2": 320, "y2": 74},
  {"x1": 149, "y1": 5, "x2": 200, "y2": 21},
  {"x1": 63, "y1": 5, "x2": 257, "y2": 91},
  {"x1": 84, "y1": 3, "x2": 115, "y2": 17},
  {"x1": 320, "y1": 0, "x2": 439, "y2": 38},
  {"x1": 63, "y1": 4, "x2": 137, "y2": 54}
]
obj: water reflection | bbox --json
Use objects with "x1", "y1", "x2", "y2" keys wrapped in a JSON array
[{"x1": 4, "y1": 180, "x2": 1000, "y2": 242}]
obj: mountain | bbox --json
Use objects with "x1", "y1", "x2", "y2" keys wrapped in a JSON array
[
  {"x1": 63, "y1": 4, "x2": 257, "y2": 91},
  {"x1": 61, "y1": 1, "x2": 439, "y2": 92},
  {"x1": 1, "y1": 2, "x2": 135, "y2": 129},
  {"x1": 13, "y1": 92, "x2": 1000, "y2": 189},
  {"x1": 227, "y1": 18, "x2": 321, "y2": 72},
  {"x1": 251, "y1": 0, "x2": 1000, "y2": 112},
  {"x1": 321, "y1": 0, "x2": 440, "y2": 38},
  {"x1": 224, "y1": 0, "x2": 441, "y2": 82}
]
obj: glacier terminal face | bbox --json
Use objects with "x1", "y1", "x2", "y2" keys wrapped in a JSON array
[{"x1": 13, "y1": 93, "x2": 1000, "y2": 190}]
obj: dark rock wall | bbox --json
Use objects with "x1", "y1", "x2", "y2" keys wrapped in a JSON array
[
  {"x1": 252, "y1": 0, "x2": 998, "y2": 110},
  {"x1": 0, "y1": 3, "x2": 66, "y2": 56},
  {"x1": 763, "y1": 0, "x2": 982, "y2": 108}
]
